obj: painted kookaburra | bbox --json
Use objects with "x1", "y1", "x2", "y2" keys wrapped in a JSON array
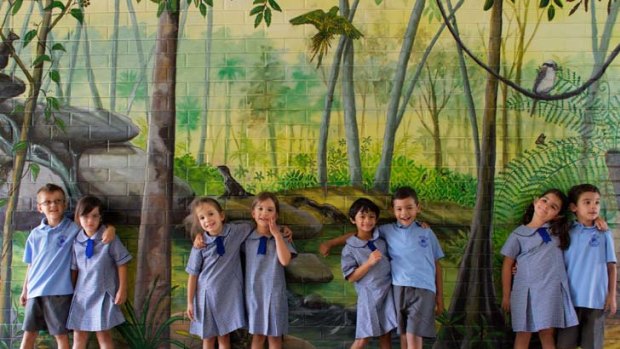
[{"x1": 530, "y1": 60, "x2": 558, "y2": 116}]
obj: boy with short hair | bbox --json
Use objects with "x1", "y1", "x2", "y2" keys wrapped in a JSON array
[
  {"x1": 557, "y1": 184, "x2": 617, "y2": 349},
  {"x1": 320, "y1": 186, "x2": 444, "y2": 349},
  {"x1": 20, "y1": 184, "x2": 114, "y2": 349}
]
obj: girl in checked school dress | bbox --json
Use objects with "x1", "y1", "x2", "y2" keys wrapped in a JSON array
[
  {"x1": 501, "y1": 188, "x2": 578, "y2": 349},
  {"x1": 243, "y1": 192, "x2": 297, "y2": 349},
  {"x1": 66, "y1": 196, "x2": 131, "y2": 349}
]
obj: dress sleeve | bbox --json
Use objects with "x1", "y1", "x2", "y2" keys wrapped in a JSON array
[
  {"x1": 341, "y1": 246, "x2": 358, "y2": 279},
  {"x1": 185, "y1": 247, "x2": 203, "y2": 276},
  {"x1": 500, "y1": 232, "x2": 520, "y2": 259},
  {"x1": 108, "y1": 237, "x2": 132, "y2": 266}
]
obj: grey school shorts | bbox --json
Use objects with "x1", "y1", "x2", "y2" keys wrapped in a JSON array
[
  {"x1": 557, "y1": 307, "x2": 605, "y2": 349},
  {"x1": 23, "y1": 295, "x2": 72, "y2": 335},
  {"x1": 393, "y1": 285, "x2": 436, "y2": 338}
]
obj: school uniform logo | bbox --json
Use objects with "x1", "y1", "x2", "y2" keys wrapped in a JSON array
[
  {"x1": 418, "y1": 235, "x2": 428, "y2": 248},
  {"x1": 56, "y1": 235, "x2": 67, "y2": 248},
  {"x1": 589, "y1": 235, "x2": 600, "y2": 247}
]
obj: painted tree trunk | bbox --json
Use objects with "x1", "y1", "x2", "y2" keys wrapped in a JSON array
[
  {"x1": 134, "y1": 1, "x2": 178, "y2": 339},
  {"x1": 197, "y1": 6, "x2": 213, "y2": 164},
  {"x1": 64, "y1": 15, "x2": 83, "y2": 105},
  {"x1": 110, "y1": 0, "x2": 120, "y2": 111},
  {"x1": 0, "y1": 0, "x2": 53, "y2": 340},
  {"x1": 82, "y1": 20, "x2": 104, "y2": 109},
  {"x1": 126, "y1": 0, "x2": 150, "y2": 118},
  {"x1": 434, "y1": 1, "x2": 508, "y2": 347},
  {"x1": 373, "y1": 0, "x2": 425, "y2": 192}
]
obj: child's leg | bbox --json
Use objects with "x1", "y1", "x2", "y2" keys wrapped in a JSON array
[
  {"x1": 251, "y1": 334, "x2": 266, "y2": 349},
  {"x1": 267, "y1": 335, "x2": 282, "y2": 349},
  {"x1": 20, "y1": 331, "x2": 38, "y2": 349},
  {"x1": 203, "y1": 337, "x2": 216, "y2": 349},
  {"x1": 399, "y1": 333, "x2": 407, "y2": 349},
  {"x1": 72, "y1": 331, "x2": 89, "y2": 349},
  {"x1": 514, "y1": 332, "x2": 532, "y2": 349},
  {"x1": 53, "y1": 333, "x2": 70, "y2": 349},
  {"x1": 95, "y1": 330, "x2": 115, "y2": 349},
  {"x1": 378, "y1": 332, "x2": 392, "y2": 349},
  {"x1": 350, "y1": 337, "x2": 370, "y2": 349},
  {"x1": 538, "y1": 328, "x2": 556, "y2": 349},
  {"x1": 217, "y1": 333, "x2": 231, "y2": 349},
  {"x1": 405, "y1": 333, "x2": 422, "y2": 349}
]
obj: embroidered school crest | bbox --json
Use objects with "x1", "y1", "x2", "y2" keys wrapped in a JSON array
[
  {"x1": 56, "y1": 235, "x2": 67, "y2": 248},
  {"x1": 418, "y1": 235, "x2": 428, "y2": 248},
  {"x1": 589, "y1": 235, "x2": 600, "y2": 247}
]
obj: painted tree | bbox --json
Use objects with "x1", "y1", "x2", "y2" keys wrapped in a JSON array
[
  {"x1": 0, "y1": 0, "x2": 79, "y2": 342},
  {"x1": 217, "y1": 57, "x2": 243, "y2": 164}
]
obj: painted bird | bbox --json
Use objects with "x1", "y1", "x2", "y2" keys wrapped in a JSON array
[
  {"x1": 0, "y1": 31, "x2": 19, "y2": 70},
  {"x1": 530, "y1": 60, "x2": 558, "y2": 116},
  {"x1": 289, "y1": 6, "x2": 363, "y2": 68}
]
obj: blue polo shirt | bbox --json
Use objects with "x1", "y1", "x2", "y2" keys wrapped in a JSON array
[
  {"x1": 564, "y1": 222, "x2": 616, "y2": 309},
  {"x1": 23, "y1": 217, "x2": 80, "y2": 298},
  {"x1": 378, "y1": 222, "x2": 444, "y2": 293}
]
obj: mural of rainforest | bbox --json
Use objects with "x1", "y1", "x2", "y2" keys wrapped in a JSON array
[{"x1": 0, "y1": 0, "x2": 620, "y2": 348}]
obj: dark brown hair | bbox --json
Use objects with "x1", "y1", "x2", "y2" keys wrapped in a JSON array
[
  {"x1": 568, "y1": 183, "x2": 600, "y2": 205},
  {"x1": 74, "y1": 195, "x2": 104, "y2": 229},
  {"x1": 522, "y1": 188, "x2": 570, "y2": 250},
  {"x1": 189, "y1": 197, "x2": 224, "y2": 238},
  {"x1": 252, "y1": 192, "x2": 280, "y2": 215}
]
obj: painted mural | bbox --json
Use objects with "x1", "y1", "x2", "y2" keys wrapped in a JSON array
[{"x1": 0, "y1": 0, "x2": 619, "y2": 348}]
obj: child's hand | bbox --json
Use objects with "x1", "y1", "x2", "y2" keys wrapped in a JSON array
[
  {"x1": 318, "y1": 242, "x2": 331, "y2": 257},
  {"x1": 115, "y1": 288, "x2": 127, "y2": 305},
  {"x1": 366, "y1": 250, "x2": 382, "y2": 267},
  {"x1": 281, "y1": 226, "x2": 293, "y2": 242},
  {"x1": 102, "y1": 225, "x2": 116, "y2": 244},
  {"x1": 606, "y1": 294, "x2": 617, "y2": 316},
  {"x1": 419, "y1": 221, "x2": 431, "y2": 229},
  {"x1": 19, "y1": 291, "x2": 27, "y2": 306},
  {"x1": 193, "y1": 233, "x2": 205, "y2": 249},
  {"x1": 512, "y1": 262, "x2": 518, "y2": 275},
  {"x1": 435, "y1": 297, "x2": 444, "y2": 315},
  {"x1": 595, "y1": 216, "x2": 609, "y2": 232},
  {"x1": 268, "y1": 218, "x2": 281, "y2": 237},
  {"x1": 501, "y1": 296, "x2": 510, "y2": 313},
  {"x1": 186, "y1": 304, "x2": 194, "y2": 321}
]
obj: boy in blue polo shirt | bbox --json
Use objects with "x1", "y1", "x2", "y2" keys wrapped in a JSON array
[
  {"x1": 557, "y1": 184, "x2": 616, "y2": 349},
  {"x1": 320, "y1": 187, "x2": 444, "y2": 349},
  {"x1": 20, "y1": 184, "x2": 114, "y2": 349}
]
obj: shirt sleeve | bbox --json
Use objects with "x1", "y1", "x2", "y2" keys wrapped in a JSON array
[
  {"x1": 429, "y1": 230, "x2": 445, "y2": 260},
  {"x1": 501, "y1": 233, "x2": 520, "y2": 258},
  {"x1": 341, "y1": 246, "x2": 358, "y2": 279},
  {"x1": 185, "y1": 247, "x2": 203, "y2": 276},
  {"x1": 23, "y1": 234, "x2": 33, "y2": 264},
  {"x1": 286, "y1": 240, "x2": 298, "y2": 258},
  {"x1": 605, "y1": 231, "x2": 617, "y2": 263},
  {"x1": 109, "y1": 237, "x2": 132, "y2": 266}
]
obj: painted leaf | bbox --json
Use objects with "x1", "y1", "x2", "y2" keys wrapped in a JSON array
[
  {"x1": 49, "y1": 70, "x2": 61, "y2": 84},
  {"x1": 375, "y1": 0, "x2": 383, "y2": 4},
  {"x1": 11, "y1": 0, "x2": 23, "y2": 15},
  {"x1": 51, "y1": 43, "x2": 66, "y2": 52},
  {"x1": 29, "y1": 163, "x2": 40, "y2": 181},
  {"x1": 44, "y1": 1, "x2": 66, "y2": 11},
  {"x1": 23, "y1": 29, "x2": 37, "y2": 48},
  {"x1": 547, "y1": 5, "x2": 556, "y2": 20},
  {"x1": 31, "y1": 54, "x2": 52, "y2": 67},
  {"x1": 268, "y1": 0, "x2": 282, "y2": 12},
  {"x1": 540, "y1": 0, "x2": 550, "y2": 7},
  {"x1": 55, "y1": 117, "x2": 66, "y2": 132},
  {"x1": 253, "y1": 0, "x2": 265, "y2": 4},
  {"x1": 264, "y1": 7, "x2": 272, "y2": 26},
  {"x1": 553, "y1": 0, "x2": 563, "y2": 8},
  {"x1": 0, "y1": 198, "x2": 6, "y2": 207},
  {"x1": 250, "y1": 5, "x2": 264, "y2": 16},
  {"x1": 199, "y1": 3, "x2": 207, "y2": 16},
  {"x1": 205, "y1": 0, "x2": 213, "y2": 6},
  {"x1": 70, "y1": 8, "x2": 84, "y2": 24},
  {"x1": 483, "y1": 0, "x2": 494, "y2": 11},
  {"x1": 12, "y1": 141, "x2": 27, "y2": 153},
  {"x1": 254, "y1": 12, "x2": 263, "y2": 27}
]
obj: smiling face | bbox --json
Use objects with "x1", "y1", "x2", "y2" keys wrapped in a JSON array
[
  {"x1": 533, "y1": 193, "x2": 563, "y2": 224},
  {"x1": 392, "y1": 197, "x2": 420, "y2": 227},
  {"x1": 351, "y1": 209, "x2": 377, "y2": 237},
  {"x1": 251, "y1": 198, "x2": 278, "y2": 232},
  {"x1": 37, "y1": 190, "x2": 66, "y2": 227},
  {"x1": 570, "y1": 191, "x2": 601, "y2": 226},
  {"x1": 195, "y1": 202, "x2": 225, "y2": 236},
  {"x1": 79, "y1": 206, "x2": 102, "y2": 236}
]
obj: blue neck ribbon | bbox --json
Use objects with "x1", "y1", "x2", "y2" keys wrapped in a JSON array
[
  {"x1": 214, "y1": 236, "x2": 225, "y2": 256},
  {"x1": 257, "y1": 236, "x2": 268, "y2": 255},
  {"x1": 537, "y1": 227, "x2": 552, "y2": 244},
  {"x1": 366, "y1": 240, "x2": 377, "y2": 252},
  {"x1": 85, "y1": 239, "x2": 94, "y2": 259}
]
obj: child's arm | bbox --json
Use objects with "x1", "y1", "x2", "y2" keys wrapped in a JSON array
[
  {"x1": 345, "y1": 250, "x2": 382, "y2": 282},
  {"x1": 435, "y1": 260, "x2": 444, "y2": 315},
  {"x1": 270, "y1": 219, "x2": 292, "y2": 266},
  {"x1": 606, "y1": 262, "x2": 617, "y2": 315},
  {"x1": 20, "y1": 265, "x2": 30, "y2": 306},
  {"x1": 319, "y1": 232, "x2": 355, "y2": 257},
  {"x1": 71, "y1": 270, "x2": 78, "y2": 287},
  {"x1": 101, "y1": 224, "x2": 116, "y2": 244},
  {"x1": 501, "y1": 257, "x2": 515, "y2": 312},
  {"x1": 114, "y1": 264, "x2": 128, "y2": 305},
  {"x1": 594, "y1": 216, "x2": 609, "y2": 232},
  {"x1": 186, "y1": 275, "x2": 197, "y2": 321}
]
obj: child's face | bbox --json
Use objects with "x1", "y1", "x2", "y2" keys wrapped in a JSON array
[
  {"x1": 37, "y1": 190, "x2": 66, "y2": 225},
  {"x1": 251, "y1": 199, "x2": 278, "y2": 229},
  {"x1": 533, "y1": 193, "x2": 563, "y2": 223},
  {"x1": 351, "y1": 209, "x2": 377, "y2": 235},
  {"x1": 79, "y1": 207, "x2": 102, "y2": 236},
  {"x1": 195, "y1": 203, "x2": 225, "y2": 235},
  {"x1": 392, "y1": 197, "x2": 420, "y2": 227},
  {"x1": 570, "y1": 191, "x2": 600, "y2": 225}
]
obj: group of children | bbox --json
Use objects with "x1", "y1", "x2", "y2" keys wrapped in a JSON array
[
  {"x1": 20, "y1": 184, "x2": 130, "y2": 349},
  {"x1": 19, "y1": 183, "x2": 616, "y2": 349}
]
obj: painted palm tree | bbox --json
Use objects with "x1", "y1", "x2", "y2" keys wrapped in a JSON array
[
  {"x1": 217, "y1": 57, "x2": 243, "y2": 164},
  {"x1": 176, "y1": 96, "x2": 201, "y2": 153}
]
